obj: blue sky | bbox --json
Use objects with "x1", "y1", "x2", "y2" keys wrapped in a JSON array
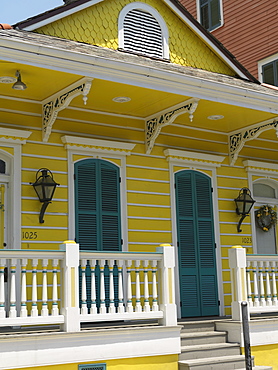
[{"x1": 1, "y1": 0, "x2": 63, "y2": 25}]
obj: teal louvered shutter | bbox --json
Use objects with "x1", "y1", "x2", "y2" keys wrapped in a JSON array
[
  {"x1": 175, "y1": 170, "x2": 218, "y2": 317},
  {"x1": 75, "y1": 159, "x2": 122, "y2": 251}
]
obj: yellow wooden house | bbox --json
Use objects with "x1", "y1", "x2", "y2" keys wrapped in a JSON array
[{"x1": 1, "y1": 0, "x2": 278, "y2": 369}]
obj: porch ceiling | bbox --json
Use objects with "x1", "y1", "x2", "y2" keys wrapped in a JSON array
[{"x1": 0, "y1": 60, "x2": 277, "y2": 137}]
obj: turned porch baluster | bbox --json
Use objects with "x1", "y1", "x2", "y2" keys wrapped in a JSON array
[
  {"x1": 126, "y1": 260, "x2": 133, "y2": 313},
  {"x1": 20, "y1": 258, "x2": 28, "y2": 318},
  {"x1": 252, "y1": 261, "x2": 259, "y2": 307},
  {"x1": 31, "y1": 258, "x2": 38, "y2": 317},
  {"x1": 81, "y1": 259, "x2": 87, "y2": 315},
  {"x1": 109, "y1": 259, "x2": 115, "y2": 314},
  {"x1": 271, "y1": 261, "x2": 278, "y2": 306},
  {"x1": 259, "y1": 261, "x2": 266, "y2": 307},
  {"x1": 143, "y1": 260, "x2": 150, "y2": 312},
  {"x1": 265, "y1": 261, "x2": 272, "y2": 306},
  {"x1": 51, "y1": 259, "x2": 59, "y2": 316},
  {"x1": 90, "y1": 259, "x2": 97, "y2": 314},
  {"x1": 246, "y1": 261, "x2": 253, "y2": 307},
  {"x1": 135, "y1": 260, "x2": 142, "y2": 312},
  {"x1": 152, "y1": 260, "x2": 158, "y2": 311},
  {"x1": 41, "y1": 259, "x2": 49, "y2": 316},
  {"x1": 117, "y1": 260, "x2": 124, "y2": 313},
  {"x1": 99, "y1": 260, "x2": 106, "y2": 314}
]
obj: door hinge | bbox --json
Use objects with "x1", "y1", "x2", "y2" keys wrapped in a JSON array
[
  {"x1": 121, "y1": 239, "x2": 123, "y2": 245},
  {"x1": 211, "y1": 187, "x2": 213, "y2": 192},
  {"x1": 215, "y1": 243, "x2": 217, "y2": 249},
  {"x1": 177, "y1": 241, "x2": 179, "y2": 248},
  {"x1": 73, "y1": 174, "x2": 76, "y2": 180},
  {"x1": 174, "y1": 183, "x2": 176, "y2": 189},
  {"x1": 119, "y1": 177, "x2": 121, "y2": 183},
  {"x1": 180, "y1": 301, "x2": 182, "y2": 307},
  {"x1": 218, "y1": 300, "x2": 221, "y2": 306}
]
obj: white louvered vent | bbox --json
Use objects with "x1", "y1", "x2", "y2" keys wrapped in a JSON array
[{"x1": 123, "y1": 9, "x2": 163, "y2": 58}]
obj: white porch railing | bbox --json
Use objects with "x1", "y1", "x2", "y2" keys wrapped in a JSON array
[
  {"x1": 229, "y1": 246, "x2": 278, "y2": 320},
  {"x1": 0, "y1": 242, "x2": 177, "y2": 332}
]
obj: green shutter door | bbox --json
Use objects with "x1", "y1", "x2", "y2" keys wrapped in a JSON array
[
  {"x1": 175, "y1": 170, "x2": 218, "y2": 317},
  {"x1": 74, "y1": 158, "x2": 122, "y2": 251}
]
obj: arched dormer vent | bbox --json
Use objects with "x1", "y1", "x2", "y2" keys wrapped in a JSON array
[{"x1": 119, "y1": 3, "x2": 169, "y2": 59}]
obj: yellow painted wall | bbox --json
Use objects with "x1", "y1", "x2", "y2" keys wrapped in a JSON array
[
  {"x1": 36, "y1": 0, "x2": 234, "y2": 75},
  {"x1": 245, "y1": 344, "x2": 278, "y2": 370},
  {"x1": 12, "y1": 354, "x2": 178, "y2": 370}
]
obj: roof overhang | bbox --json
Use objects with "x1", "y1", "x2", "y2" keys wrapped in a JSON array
[{"x1": 0, "y1": 30, "x2": 277, "y2": 114}]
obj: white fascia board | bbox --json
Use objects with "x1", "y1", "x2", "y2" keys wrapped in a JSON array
[
  {"x1": 22, "y1": 0, "x2": 104, "y2": 31},
  {"x1": 162, "y1": 0, "x2": 246, "y2": 79},
  {"x1": 1, "y1": 38, "x2": 278, "y2": 114},
  {"x1": 0, "y1": 127, "x2": 32, "y2": 140},
  {"x1": 165, "y1": 148, "x2": 225, "y2": 164}
]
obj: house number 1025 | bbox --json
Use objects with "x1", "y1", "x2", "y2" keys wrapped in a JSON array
[{"x1": 22, "y1": 231, "x2": 38, "y2": 240}]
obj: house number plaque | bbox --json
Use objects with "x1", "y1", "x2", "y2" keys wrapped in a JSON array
[{"x1": 22, "y1": 231, "x2": 38, "y2": 240}]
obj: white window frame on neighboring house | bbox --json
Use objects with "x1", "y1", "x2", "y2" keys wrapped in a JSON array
[
  {"x1": 118, "y1": 2, "x2": 169, "y2": 59},
  {"x1": 258, "y1": 52, "x2": 278, "y2": 85},
  {"x1": 0, "y1": 128, "x2": 31, "y2": 249},
  {"x1": 196, "y1": 0, "x2": 224, "y2": 31},
  {"x1": 61, "y1": 135, "x2": 136, "y2": 252}
]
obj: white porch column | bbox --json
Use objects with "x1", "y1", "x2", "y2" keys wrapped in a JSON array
[
  {"x1": 157, "y1": 244, "x2": 177, "y2": 326},
  {"x1": 60, "y1": 240, "x2": 80, "y2": 332},
  {"x1": 229, "y1": 246, "x2": 248, "y2": 321}
]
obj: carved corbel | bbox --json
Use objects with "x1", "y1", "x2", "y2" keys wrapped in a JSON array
[
  {"x1": 229, "y1": 119, "x2": 278, "y2": 165},
  {"x1": 145, "y1": 98, "x2": 199, "y2": 154},
  {"x1": 42, "y1": 78, "x2": 93, "y2": 142}
]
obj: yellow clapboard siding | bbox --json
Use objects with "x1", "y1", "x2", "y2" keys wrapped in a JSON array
[
  {"x1": 128, "y1": 206, "x2": 171, "y2": 218},
  {"x1": 220, "y1": 235, "x2": 252, "y2": 246},
  {"x1": 22, "y1": 214, "x2": 68, "y2": 228},
  {"x1": 128, "y1": 231, "x2": 172, "y2": 243},
  {"x1": 223, "y1": 282, "x2": 232, "y2": 294},
  {"x1": 127, "y1": 167, "x2": 169, "y2": 181},
  {"x1": 128, "y1": 245, "x2": 158, "y2": 253},
  {"x1": 127, "y1": 179, "x2": 170, "y2": 193},
  {"x1": 128, "y1": 219, "x2": 171, "y2": 230},
  {"x1": 22, "y1": 157, "x2": 67, "y2": 172},
  {"x1": 127, "y1": 192, "x2": 170, "y2": 206}
]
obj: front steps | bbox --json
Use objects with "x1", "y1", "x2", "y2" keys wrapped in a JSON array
[{"x1": 178, "y1": 319, "x2": 272, "y2": 370}]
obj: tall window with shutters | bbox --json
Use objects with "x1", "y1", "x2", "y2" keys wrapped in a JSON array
[
  {"x1": 118, "y1": 3, "x2": 169, "y2": 59},
  {"x1": 74, "y1": 158, "x2": 122, "y2": 251}
]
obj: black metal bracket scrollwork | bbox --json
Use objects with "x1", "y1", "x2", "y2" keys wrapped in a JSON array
[
  {"x1": 145, "y1": 98, "x2": 199, "y2": 154},
  {"x1": 229, "y1": 119, "x2": 278, "y2": 165},
  {"x1": 42, "y1": 78, "x2": 92, "y2": 142}
]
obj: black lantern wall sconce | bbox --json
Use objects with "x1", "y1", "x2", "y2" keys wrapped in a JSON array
[
  {"x1": 234, "y1": 187, "x2": 255, "y2": 233},
  {"x1": 31, "y1": 168, "x2": 59, "y2": 223}
]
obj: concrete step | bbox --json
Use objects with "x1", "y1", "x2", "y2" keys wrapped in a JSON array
[
  {"x1": 178, "y1": 354, "x2": 251, "y2": 370},
  {"x1": 179, "y1": 342, "x2": 240, "y2": 360},
  {"x1": 180, "y1": 330, "x2": 227, "y2": 345},
  {"x1": 178, "y1": 320, "x2": 216, "y2": 333},
  {"x1": 237, "y1": 368, "x2": 272, "y2": 370}
]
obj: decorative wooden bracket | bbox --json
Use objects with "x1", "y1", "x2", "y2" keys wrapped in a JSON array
[
  {"x1": 145, "y1": 98, "x2": 199, "y2": 154},
  {"x1": 229, "y1": 118, "x2": 278, "y2": 165},
  {"x1": 42, "y1": 78, "x2": 93, "y2": 142}
]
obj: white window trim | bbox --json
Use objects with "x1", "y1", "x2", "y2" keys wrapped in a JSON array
[
  {"x1": 0, "y1": 128, "x2": 32, "y2": 249},
  {"x1": 118, "y1": 2, "x2": 169, "y2": 59},
  {"x1": 196, "y1": 0, "x2": 224, "y2": 32},
  {"x1": 61, "y1": 136, "x2": 136, "y2": 251},
  {"x1": 164, "y1": 149, "x2": 225, "y2": 318},
  {"x1": 258, "y1": 52, "x2": 278, "y2": 83},
  {"x1": 244, "y1": 160, "x2": 278, "y2": 254}
]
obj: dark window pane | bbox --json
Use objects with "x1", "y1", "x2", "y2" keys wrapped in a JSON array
[
  {"x1": 0, "y1": 160, "x2": 6, "y2": 174},
  {"x1": 210, "y1": 0, "x2": 221, "y2": 28},
  {"x1": 263, "y1": 63, "x2": 275, "y2": 85},
  {"x1": 201, "y1": 4, "x2": 209, "y2": 30}
]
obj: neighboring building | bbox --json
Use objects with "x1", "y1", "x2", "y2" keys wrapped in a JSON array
[
  {"x1": 0, "y1": 0, "x2": 278, "y2": 369},
  {"x1": 180, "y1": 0, "x2": 278, "y2": 84}
]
